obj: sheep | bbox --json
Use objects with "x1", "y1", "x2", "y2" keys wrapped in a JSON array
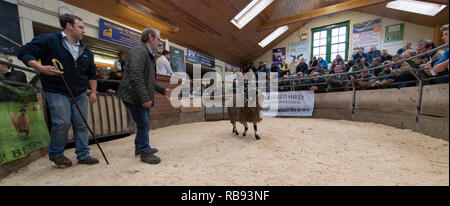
[{"x1": 227, "y1": 92, "x2": 264, "y2": 140}]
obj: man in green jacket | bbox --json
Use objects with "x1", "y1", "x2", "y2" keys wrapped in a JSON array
[{"x1": 118, "y1": 27, "x2": 171, "y2": 164}]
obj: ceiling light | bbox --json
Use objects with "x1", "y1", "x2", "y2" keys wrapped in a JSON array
[
  {"x1": 231, "y1": 0, "x2": 273, "y2": 29},
  {"x1": 386, "y1": 0, "x2": 447, "y2": 16},
  {"x1": 258, "y1": 26, "x2": 289, "y2": 48}
]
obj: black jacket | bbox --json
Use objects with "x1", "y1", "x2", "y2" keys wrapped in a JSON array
[{"x1": 17, "y1": 31, "x2": 97, "y2": 97}]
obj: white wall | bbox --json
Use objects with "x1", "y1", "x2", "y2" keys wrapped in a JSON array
[{"x1": 253, "y1": 11, "x2": 434, "y2": 66}]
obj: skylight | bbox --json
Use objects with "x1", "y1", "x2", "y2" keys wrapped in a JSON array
[
  {"x1": 231, "y1": 0, "x2": 273, "y2": 29},
  {"x1": 386, "y1": 0, "x2": 447, "y2": 16},
  {"x1": 258, "y1": 26, "x2": 289, "y2": 48}
]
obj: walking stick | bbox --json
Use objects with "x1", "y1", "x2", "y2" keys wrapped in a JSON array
[{"x1": 52, "y1": 59, "x2": 110, "y2": 165}]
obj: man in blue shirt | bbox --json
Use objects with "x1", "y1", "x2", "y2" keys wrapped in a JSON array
[{"x1": 431, "y1": 24, "x2": 449, "y2": 84}]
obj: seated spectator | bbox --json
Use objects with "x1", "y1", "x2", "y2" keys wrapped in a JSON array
[
  {"x1": 311, "y1": 64, "x2": 328, "y2": 76},
  {"x1": 294, "y1": 72, "x2": 308, "y2": 91},
  {"x1": 295, "y1": 58, "x2": 309, "y2": 75},
  {"x1": 415, "y1": 39, "x2": 445, "y2": 78},
  {"x1": 270, "y1": 63, "x2": 279, "y2": 73},
  {"x1": 344, "y1": 60, "x2": 355, "y2": 72},
  {"x1": 0, "y1": 53, "x2": 27, "y2": 84},
  {"x1": 353, "y1": 47, "x2": 367, "y2": 63},
  {"x1": 372, "y1": 60, "x2": 396, "y2": 88},
  {"x1": 97, "y1": 69, "x2": 117, "y2": 94},
  {"x1": 245, "y1": 62, "x2": 257, "y2": 73},
  {"x1": 367, "y1": 46, "x2": 382, "y2": 65},
  {"x1": 381, "y1": 49, "x2": 393, "y2": 62},
  {"x1": 279, "y1": 60, "x2": 290, "y2": 76},
  {"x1": 355, "y1": 68, "x2": 376, "y2": 90},
  {"x1": 391, "y1": 54, "x2": 403, "y2": 70},
  {"x1": 327, "y1": 65, "x2": 349, "y2": 91},
  {"x1": 257, "y1": 62, "x2": 269, "y2": 80},
  {"x1": 370, "y1": 57, "x2": 382, "y2": 76},
  {"x1": 278, "y1": 74, "x2": 291, "y2": 92},
  {"x1": 397, "y1": 42, "x2": 412, "y2": 55},
  {"x1": 431, "y1": 24, "x2": 449, "y2": 84},
  {"x1": 114, "y1": 52, "x2": 127, "y2": 72},
  {"x1": 394, "y1": 49, "x2": 420, "y2": 88},
  {"x1": 309, "y1": 56, "x2": 318, "y2": 68},
  {"x1": 330, "y1": 54, "x2": 345, "y2": 74},
  {"x1": 317, "y1": 56, "x2": 328, "y2": 72},
  {"x1": 349, "y1": 57, "x2": 368, "y2": 79},
  {"x1": 309, "y1": 72, "x2": 327, "y2": 92},
  {"x1": 257, "y1": 61, "x2": 266, "y2": 71}
]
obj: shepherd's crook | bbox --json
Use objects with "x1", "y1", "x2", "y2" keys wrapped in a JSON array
[{"x1": 52, "y1": 59, "x2": 110, "y2": 165}]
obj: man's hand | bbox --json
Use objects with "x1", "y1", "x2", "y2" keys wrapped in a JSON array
[
  {"x1": 107, "y1": 89, "x2": 116, "y2": 94},
  {"x1": 310, "y1": 86, "x2": 318, "y2": 90},
  {"x1": 89, "y1": 92, "x2": 97, "y2": 104},
  {"x1": 142, "y1": 101, "x2": 153, "y2": 108},
  {"x1": 39, "y1": 65, "x2": 64, "y2": 76}
]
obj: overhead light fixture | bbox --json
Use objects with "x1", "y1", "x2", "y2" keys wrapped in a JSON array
[
  {"x1": 231, "y1": 0, "x2": 274, "y2": 29},
  {"x1": 258, "y1": 26, "x2": 289, "y2": 48},
  {"x1": 386, "y1": 0, "x2": 447, "y2": 16}
]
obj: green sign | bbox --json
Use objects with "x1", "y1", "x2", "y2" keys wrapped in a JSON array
[
  {"x1": 385, "y1": 23, "x2": 404, "y2": 46},
  {"x1": 0, "y1": 83, "x2": 50, "y2": 166}
]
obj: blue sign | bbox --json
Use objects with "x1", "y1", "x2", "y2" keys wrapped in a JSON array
[
  {"x1": 99, "y1": 18, "x2": 165, "y2": 55},
  {"x1": 187, "y1": 49, "x2": 215, "y2": 68}
]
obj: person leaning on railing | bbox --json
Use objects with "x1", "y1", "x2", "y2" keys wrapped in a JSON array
[
  {"x1": 327, "y1": 65, "x2": 349, "y2": 91},
  {"x1": 394, "y1": 49, "x2": 425, "y2": 88},
  {"x1": 430, "y1": 24, "x2": 449, "y2": 84},
  {"x1": 309, "y1": 72, "x2": 327, "y2": 92},
  {"x1": 372, "y1": 60, "x2": 396, "y2": 89},
  {"x1": 293, "y1": 72, "x2": 308, "y2": 91}
]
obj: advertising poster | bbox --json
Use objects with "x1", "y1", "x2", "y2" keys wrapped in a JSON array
[
  {"x1": 288, "y1": 41, "x2": 309, "y2": 68},
  {"x1": 385, "y1": 23, "x2": 404, "y2": 47},
  {"x1": 169, "y1": 46, "x2": 186, "y2": 74},
  {"x1": 352, "y1": 19, "x2": 382, "y2": 54},
  {"x1": 0, "y1": 83, "x2": 50, "y2": 165},
  {"x1": 272, "y1": 48, "x2": 286, "y2": 65}
]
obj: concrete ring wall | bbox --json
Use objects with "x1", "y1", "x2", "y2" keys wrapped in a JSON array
[{"x1": 311, "y1": 84, "x2": 449, "y2": 141}]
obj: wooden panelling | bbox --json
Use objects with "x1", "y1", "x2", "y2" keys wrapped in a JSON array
[{"x1": 61, "y1": 0, "x2": 448, "y2": 67}]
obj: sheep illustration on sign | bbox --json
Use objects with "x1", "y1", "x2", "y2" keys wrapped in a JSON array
[{"x1": 9, "y1": 108, "x2": 30, "y2": 136}]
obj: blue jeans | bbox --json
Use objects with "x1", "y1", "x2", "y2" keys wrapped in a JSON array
[
  {"x1": 45, "y1": 92, "x2": 90, "y2": 161},
  {"x1": 123, "y1": 102, "x2": 153, "y2": 153}
]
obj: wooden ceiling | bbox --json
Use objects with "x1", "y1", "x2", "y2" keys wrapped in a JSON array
[{"x1": 61, "y1": 0, "x2": 449, "y2": 67}]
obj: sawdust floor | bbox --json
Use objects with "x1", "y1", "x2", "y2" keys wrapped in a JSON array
[{"x1": 0, "y1": 118, "x2": 448, "y2": 186}]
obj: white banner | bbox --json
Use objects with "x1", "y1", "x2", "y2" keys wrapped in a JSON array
[{"x1": 262, "y1": 91, "x2": 314, "y2": 117}]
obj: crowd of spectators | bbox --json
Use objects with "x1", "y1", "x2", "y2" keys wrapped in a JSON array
[{"x1": 240, "y1": 24, "x2": 449, "y2": 93}]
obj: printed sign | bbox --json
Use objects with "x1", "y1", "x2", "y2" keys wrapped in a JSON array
[
  {"x1": 272, "y1": 48, "x2": 286, "y2": 65},
  {"x1": 385, "y1": 23, "x2": 404, "y2": 47},
  {"x1": 262, "y1": 91, "x2": 314, "y2": 117},
  {"x1": 99, "y1": 18, "x2": 165, "y2": 55},
  {"x1": 187, "y1": 49, "x2": 215, "y2": 68},
  {"x1": 169, "y1": 46, "x2": 185, "y2": 74},
  {"x1": 352, "y1": 19, "x2": 382, "y2": 54},
  {"x1": 0, "y1": 83, "x2": 50, "y2": 165}
]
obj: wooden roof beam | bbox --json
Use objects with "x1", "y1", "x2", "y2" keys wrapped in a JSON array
[{"x1": 257, "y1": 0, "x2": 389, "y2": 31}]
